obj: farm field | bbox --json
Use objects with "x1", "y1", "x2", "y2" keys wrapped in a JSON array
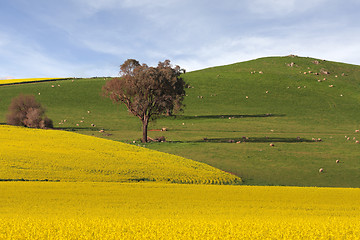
[
  {"x1": 1, "y1": 182, "x2": 360, "y2": 239},
  {"x1": 0, "y1": 78, "x2": 65, "y2": 85},
  {"x1": 0, "y1": 125, "x2": 240, "y2": 184},
  {"x1": 1, "y1": 56, "x2": 359, "y2": 187},
  {"x1": 1, "y1": 56, "x2": 360, "y2": 239}
]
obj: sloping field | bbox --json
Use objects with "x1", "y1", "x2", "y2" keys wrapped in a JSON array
[
  {"x1": 1, "y1": 182, "x2": 360, "y2": 239},
  {"x1": 1, "y1": 56, "x2": 360, "y2": 186},
  {"x1": 0, "y1": 125, "x2": 240, "y2": 184},
  {"x1": 0, "y1": 78, "x2": 66, "y2": 85}
]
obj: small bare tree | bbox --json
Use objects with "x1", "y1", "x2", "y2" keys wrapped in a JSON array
[
  {"x1": 103, "y1": 59, "x2": 186, "y2": 143},
  {"x1": 6, "y1": 94, "x2": 53, "y2": 129}
]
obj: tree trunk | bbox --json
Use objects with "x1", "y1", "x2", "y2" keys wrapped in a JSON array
[
  {"x1": 166, "y1": 108, "x2": 172, "y2": 116},
  {"x1": 142, "y1": 117, "x2": 149, "y2": 143}
]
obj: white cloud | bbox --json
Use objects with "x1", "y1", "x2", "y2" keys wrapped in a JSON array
[
  {"x1": 0, "y1": 30, "x2": 116, "y2": 78},
  {"x1": 245, "y1": 0, "x2": 328, "y2": 17},
  {"x1": 0, "y1": 0, "x2": 359, "y2": 78}
]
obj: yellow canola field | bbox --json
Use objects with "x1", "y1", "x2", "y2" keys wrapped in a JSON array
[
  {"x1": 1, "y1": 182, "x2": 360, "y2": 239},
  {"x1": 0, "y1": 78, "x2": 64, "y2": 85},
  {"x1": 0, "y1": 125, "x2": 240, "y2": 184}
]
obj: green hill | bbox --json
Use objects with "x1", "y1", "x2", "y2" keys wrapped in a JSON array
[{"x1": 1, "y1": 55, "x2": 360, "y2": 187}]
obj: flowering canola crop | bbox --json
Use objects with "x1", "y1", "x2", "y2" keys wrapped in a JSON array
[
  {"x1": 1, "y1": 182, "x2": 360, "y2": 239},
  {"x1": 0, "y1": 125, "x2": 240, "y2": 184},
  {"x1": 0, "y1": 78, "x2": 63, "y2": 85}
]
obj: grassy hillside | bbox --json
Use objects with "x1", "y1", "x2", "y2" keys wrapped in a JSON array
[
  {"x1": 1, "y1": 55, "x2": 360, "y2": 187},
  {"x1": 0, "y1": 125, "x2": 240, "y2": 184}
]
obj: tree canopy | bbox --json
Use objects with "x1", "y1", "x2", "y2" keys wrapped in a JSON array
[{"x1": 103, "y1": 59, "x2": 186, "y2": 143}]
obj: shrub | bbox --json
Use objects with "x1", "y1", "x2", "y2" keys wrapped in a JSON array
[{"x1": 6, "y1": 94, "x2": 53, "y2": 129}]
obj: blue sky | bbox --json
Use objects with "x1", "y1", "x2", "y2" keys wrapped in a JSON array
[{"x1": 0, "y1": 0, "x2": 359, "y2": 79}]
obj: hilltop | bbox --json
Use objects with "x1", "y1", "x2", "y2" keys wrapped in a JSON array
[{"x1": 1, "y1": 55, "x2": 360, "y2": 187}]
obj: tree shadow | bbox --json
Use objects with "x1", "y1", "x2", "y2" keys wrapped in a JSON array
[
  {"x1": 54, "y1": 126, "x2": 100, "y2": 131},
  {"x1": 171, "y1": 136, "x2": 314, "y2": 144},
  {"x1": 0, "y1": 124, "x2": 98, "y2": 131},
  {"x1": 173, "y1": 113, "x2": 286, "y2": 120}
]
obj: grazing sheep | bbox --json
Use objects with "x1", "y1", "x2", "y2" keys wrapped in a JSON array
[
  {"x1": 259, "y1": 71, "x2": 263, "y2": 74},
  {"x1": 336, "y1": 160, "x2": 340, "y2": 163},
  {"x1": 269, "y1": 143, "x2": 275, "y2": 147},
  {"x1": 287, "y1": 62, "x2": 295, "y2": 67},
  {"x1": 319, "y1": 168, "x2": 324, "y2": 173},
  {"x1": 329, "y1": 85, "x2": 334, "y2": 88},
  {"x1": 356, "y1": 140, "x2": 360, "y2": 144},
  {"x1": 161, "y1": 128, "x2": 167, "y2": 131},
  {"x1": 355, "y1": 130, "x2": 360, "y2": 133},
  {"x1": 246, "y1": 96, "x2": 249, "y2": 99}
]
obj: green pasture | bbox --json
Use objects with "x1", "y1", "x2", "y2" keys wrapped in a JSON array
[{"x1": 1, "y1": 56, "x2": 360, "y2": 187}]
